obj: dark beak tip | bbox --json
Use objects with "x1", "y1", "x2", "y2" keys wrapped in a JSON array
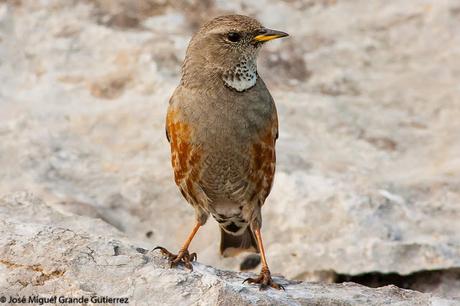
[{"x1": 265, "y1": 28, "x2": 289, "y2": 38}]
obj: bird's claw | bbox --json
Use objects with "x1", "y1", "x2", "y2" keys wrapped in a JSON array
[
  {"x1": 242, "y1": 268, "x2": 285, "y2": 291},
  {"x1": 153, "y1": 246, "x2": 197, "y2": 271}
]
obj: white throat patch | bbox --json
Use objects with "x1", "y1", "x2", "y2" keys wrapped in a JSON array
[{"x1": 222, "y1": 58, "x2": 257, "y2": 92}]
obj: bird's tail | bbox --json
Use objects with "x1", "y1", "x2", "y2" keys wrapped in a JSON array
[{"x1": 220, "y1": 226, "x2": 258, "y2": 257}]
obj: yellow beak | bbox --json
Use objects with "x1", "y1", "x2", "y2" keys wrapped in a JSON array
[{"x1": 254, "y1": 28, "x2": 289, "y2": 42}]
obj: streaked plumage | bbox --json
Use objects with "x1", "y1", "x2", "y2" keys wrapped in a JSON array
[{"x1": 156, "y1": 14, "x2": 288, "y2": 290}]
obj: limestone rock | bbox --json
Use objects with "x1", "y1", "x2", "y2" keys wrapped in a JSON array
[
  {"x1": 1, "y1": 0, "x2": 460, "y2": 300},
  {"x1": 0, "y1": 193, "x2": 457, "y2": 306}
]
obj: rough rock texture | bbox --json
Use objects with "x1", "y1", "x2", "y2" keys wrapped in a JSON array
[
  {"x1": 1, "y1": 192, "x2": 458, "y2": 306},
  {"x1": 1, "y1": 0, "x2": 460, "y2": 301}
]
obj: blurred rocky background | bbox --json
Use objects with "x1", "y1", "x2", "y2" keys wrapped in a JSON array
[{"x1": 0, "y1": 0, "x2": 459, "y2": 301}]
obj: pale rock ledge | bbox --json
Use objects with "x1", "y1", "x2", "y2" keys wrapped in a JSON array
[{"x1": 0, "y1": 192, "x2": 456, "y2": 306}]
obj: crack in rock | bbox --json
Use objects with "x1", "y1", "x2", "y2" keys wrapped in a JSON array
[{"x1": 0, "y1": 259, "x2": 65, "y2": 286}]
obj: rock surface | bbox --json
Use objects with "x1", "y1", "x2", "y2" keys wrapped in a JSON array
[
  {"x1": 1, "y1": 192, "x2": 457, "y2": 306},
  {"x1": 1, "y1": 0, "x2": 460, "y2": 300}
]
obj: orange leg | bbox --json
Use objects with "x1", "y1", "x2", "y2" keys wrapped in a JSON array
[
  {"x1": 154, "y1": 222, "x2": 201, "y2": 270},
  {"x1": 243, "y1": 228, "x2": 284, "y2": 290}
]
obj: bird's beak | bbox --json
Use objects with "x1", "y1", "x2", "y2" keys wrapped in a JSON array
[{"x1": 254, "y1": 28, "x2": 289, "y2": 42}]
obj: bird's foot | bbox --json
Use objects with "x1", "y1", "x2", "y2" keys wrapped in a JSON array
[
  {"x1": 243, "y1": 267, "x2": 285, "y2": 290},
  {"x1": 153, "y1": 246, "x2": 197, "y2": 270}
]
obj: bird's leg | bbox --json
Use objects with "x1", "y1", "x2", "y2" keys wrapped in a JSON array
[
  {"x1": 153, "y1": 222, "x2": 200, "y2": 271},
  {"x1": 243, "y1": 228, "x2": 284, "y2": 290}
]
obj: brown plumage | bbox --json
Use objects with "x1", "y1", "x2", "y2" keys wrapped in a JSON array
[{"x1": 154, "y1": 14, "x2": 288, "y2": 290}]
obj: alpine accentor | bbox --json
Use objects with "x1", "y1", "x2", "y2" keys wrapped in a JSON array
[{"x1": 154, "y1": 14, "x2": 288, "y2": 290}]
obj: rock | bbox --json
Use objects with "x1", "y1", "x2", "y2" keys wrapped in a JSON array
[
  {"x1": 1, "y1": 0, "x2": 460, "y2": 300},
  {"x1": 1, "y1": 192, "x2": 457, "y2": 306}
]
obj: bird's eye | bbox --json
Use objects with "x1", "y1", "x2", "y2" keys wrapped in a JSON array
[{"x1": 227, "y1": 32, "x2": 241, "y2": 42}]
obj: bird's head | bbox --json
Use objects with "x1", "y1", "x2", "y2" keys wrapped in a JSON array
[{"x1": 182, "y1": 15, "x2": 289, "y2": 91}]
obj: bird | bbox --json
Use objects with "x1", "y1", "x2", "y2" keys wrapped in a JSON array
[{"x1": 154, "y1": 14, "x2": 288, "y2": 290}]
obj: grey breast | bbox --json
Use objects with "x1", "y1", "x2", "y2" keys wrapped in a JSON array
[{"x1": 197, "y1": 80, "x2": 274, "y2": 205}]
